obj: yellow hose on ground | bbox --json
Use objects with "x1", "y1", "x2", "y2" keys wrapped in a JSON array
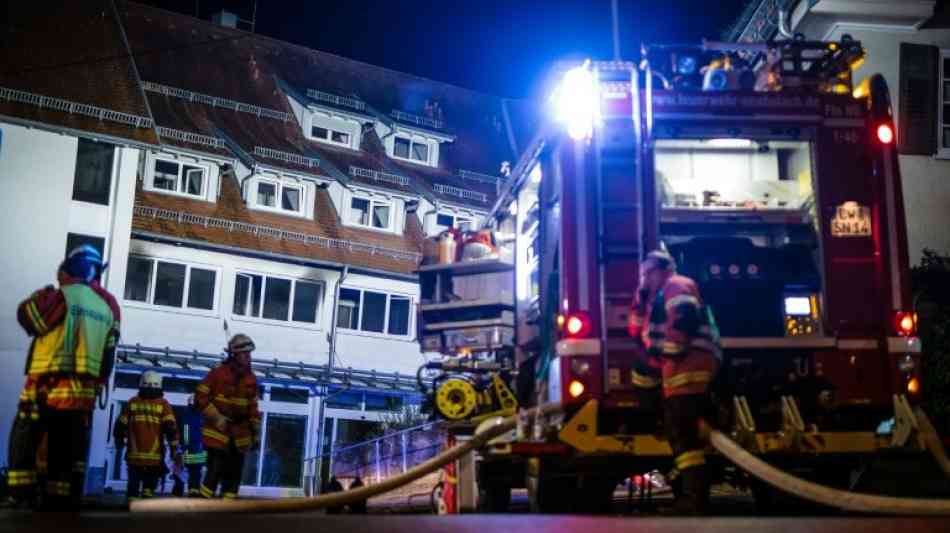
[
  {"x1": 132, "y1": 403, "x2": 562, "y2": 514},
  {"x1": 708, "y1": 429, "x2": 950, "y2": 515}
]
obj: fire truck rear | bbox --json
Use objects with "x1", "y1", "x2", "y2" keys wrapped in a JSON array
[{"x1": 417, "y1": 37, "x2": 931, "y2": 513}]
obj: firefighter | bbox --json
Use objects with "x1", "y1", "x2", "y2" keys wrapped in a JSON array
[
  {"x1": 628, "y1": 249, "x2": 720, "y2": 515},
  {"x1": 181, "y1": 395, "x2": 207, "y2": 497},
  {"x1": 113, "y1": 371, "x2": 181, "y2": 500},
  {"x1": 6, "y1": 245, "x2": 120, "y2": 511},
  {"x1": 195, "y1": 334, "x2": 261, "y2": 499}
]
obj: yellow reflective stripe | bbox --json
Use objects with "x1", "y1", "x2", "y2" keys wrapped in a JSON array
[
  {"x1": 674, "y1": 450, "x2": 706, "y2": 471},
  {"x1": 128, "y1": 452, "x2": 163, "y2": 461},
  {"x1": 665, "y1": 294, "x2": 699, "y2": 311},
  {"x1": 200, "y1": 485, "x2": 215, "y2": 498},
  {"x1": 131, "y1": 403, "x2": 165, "y2": 413},
  {"x1": 222, "y1": 492, "x2": 237, "y2": 499},
  {"x1": 202, "y1": 428, "x2": 229, "y2": 443},
  {"x1": 234, "y1": 437, "x2": 251, "y2": 447},
  {"x1": 47, "y1": 387, "x2": 96, "y2": 399},
  {"x1": 118, "y1": 415, "x2": 128, "y2": 424},
  {"x1": 27, "y1": 301, "x2": 48, "y2": 333},
  {"x1": 142, "y1": 489, "x2": 154, "y2": 498},
  {"x1": 196, "y1": 384, "x2": 210, "y2": 394},
  {"x1": 46, "y1": 480, "x2": 71, "y2": 496},
  {"x1": 17, "y1": 410, "x2": 40, "y2": 420},
  {"x1": 661, "y1": 341, "x2": 685, "y2": 355},
  {"x1": 663, "y1": 371, "x2": 713, "y2": 390},
  {"x1": 73, "y1": 462, "x2": 86, "y2": 473},
  {"x1": 214, "y1": 395, "x2": 250, "y2": 407},
  {"x1": 162, "y1": 414, "x2": 177, "y2": 423},
  {"x1": 631, "y1": 371, "x2": 660, "y2": 388},
  {"x1": 8, "y1": 470, "x2": 37, "y2": 485},
  {"x1": 130, "y1": 415, "x2": 164, "y2": 424}
]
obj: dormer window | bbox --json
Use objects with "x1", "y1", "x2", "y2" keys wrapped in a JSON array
[
  {"x1": 349, "y1": 196, "x2": 391, "y2": 230},
  {"x1": 249, "y1": 175, "x2": 307, "y2": 217},
  {"x1": 436, "y1": 213, "x2": 471, "y2": 230},
  {"x1": 309, "y1": 111, "x2": 360, "y2": 150},
  {"x1": 394, "y1": 136, "x2": 428, "y2": 163},
  {"x1": 145, "y1": 154, "x2": 214, "y2": 201}
]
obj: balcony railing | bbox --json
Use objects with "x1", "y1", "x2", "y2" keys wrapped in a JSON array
[
  {"x1": 254, "y1": 146, "x2": 320, "y2": 169},
  {"x1": 390, "y1": 109, "x2": 443, "y2": 130},
  {"x1": 306, "y1": 89, "x2": 366, "y2": 112},
  {"x1": 433, "y1": 183, "x2": 488, "y2": 203},
  {"x1": 349, "y1": 166, "x2": 410, "y2": 187},
  {"x1": 156, "y1": 126, "x2": 223, "y2": 149},
  {"x1": 0, "y1": 86, "x2": 153, "y2": 129},
  {"x1": 142, "y1": 81, "x2": 292, "y2": 122}
]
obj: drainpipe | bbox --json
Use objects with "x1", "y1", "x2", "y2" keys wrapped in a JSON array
[{"x1": 314, "y1": 265, "x2": 348, "y2": 494}]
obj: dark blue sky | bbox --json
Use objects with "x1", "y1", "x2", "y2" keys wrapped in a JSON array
[{"x1": 145, "y1": 0, "x2": 748, "y2": 98}]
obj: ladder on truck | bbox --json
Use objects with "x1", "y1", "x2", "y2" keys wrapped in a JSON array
[{"x1": 591, "y1": 61, "x2": 656, "y2": 393}]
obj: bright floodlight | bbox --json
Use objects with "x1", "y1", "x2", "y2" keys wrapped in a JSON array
[{"x1": 554, "y1": 64, "x2": 598, "y2": 140}]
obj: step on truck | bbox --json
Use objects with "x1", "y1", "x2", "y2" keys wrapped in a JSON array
[{"x1": 417, "y1": 37, "x2": 933, "y2": 513}]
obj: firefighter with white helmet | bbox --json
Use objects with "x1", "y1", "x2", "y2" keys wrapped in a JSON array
[
  {"x1": 194, "y1": 333, "x2": 261, "y2": 498},
  {"x1": 113, "y1": 370, "x2": 181, "y2": 501},
  {"x1": 628, "y1": 249, "x2": 721, "y2": 515}
]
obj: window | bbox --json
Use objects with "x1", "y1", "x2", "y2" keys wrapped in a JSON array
[
  {"x1": 336, "y1": 288, "x2": 412, "y2": 336},
  {"x1": 149, "y1": 158, "x2": 206, "y2": 198},
  {"x1": 310, "y1": 124, "x2": 351, "y2": 147},
  {"x1": 73, "y1": 138, "x2": 114, "y2": 205},
  {"x1": 436, "y1": 213, "x2": 472, "y2": 229},
  {"x1": 123, "y1": 257, "x2": 217, "y2": 311},
  {"x1": 393, "y1": 136, "x2": 430, "y2": 164},
  {"x1": 233, "y1": 273, "x2": 323, "y2": 325},
  {"x1": 348, "y1": 197, "x2": 392, "y2": 230},
  {"x1": 65, "y1": 233, "x2": 105, "y2": 258},
  {"x1": 254, "y1": 180, "x2": 305, "y2": 215}
]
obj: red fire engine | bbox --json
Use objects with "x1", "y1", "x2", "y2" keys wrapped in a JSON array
[{"x1": 418, "y1": 37, "x2": 928, "y2": 513}]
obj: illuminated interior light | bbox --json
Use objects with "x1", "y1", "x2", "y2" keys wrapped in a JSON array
[
  {"x1": 557, "y1": 314, "x2": 566, "y2": 329},
  {"x1": 907, "y1": 377, "x2": 920, "y2": 395},
  {"x1": 553, "y1": 64, "x2": 599, "y2": 140},
  {"x1": 568, "y1": 380, "x2": 586, "y2": 398},
  {"x1": 877, "y1": 124, "x2": 894, "y2": 144}
]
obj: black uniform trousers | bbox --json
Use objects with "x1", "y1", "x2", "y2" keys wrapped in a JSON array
[
  {"x1": 126, "y1": 466, "x2": 161, "y2": 498},
  {"x1": 201, "y1": 444, "x2": 245, "y2": 498},
  {"x1": 8, "y1": 405, "x2": 90, "y2": 510}
]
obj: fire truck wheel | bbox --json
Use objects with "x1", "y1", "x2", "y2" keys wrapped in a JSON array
[
  {"x1": 526, "y1": 461, "x2": 573, "y2": 514},
  {"x1": 573, "y1": 478, "x2": 618, "y2": 514},
  {"x1": 477, "y1": 482, "x2": 511, "y2": 513}
]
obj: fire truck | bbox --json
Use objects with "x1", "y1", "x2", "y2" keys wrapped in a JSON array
[{"x1": 417, "y1": 37, "x2": 929, "y2": 513}]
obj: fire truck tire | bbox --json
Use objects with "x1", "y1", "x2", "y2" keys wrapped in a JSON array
[{"x1": 710, "y1": 430, "x2": 950, "y2": 515}]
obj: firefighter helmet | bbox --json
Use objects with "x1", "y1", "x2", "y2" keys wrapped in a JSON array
[
  {"x1": 140, "y1": 370, "x2": 162, "y2": 390},
  {"x1": 62, "y1": 244, "x2": 105, "y2": 283},
  {"x1": 226, "y1": 333, "x2": 256, "y2": 354},
  {"x1": 642, "y1": 249, "x2": 676, "y2": 274}
]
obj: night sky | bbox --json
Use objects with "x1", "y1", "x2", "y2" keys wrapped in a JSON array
[{"x1": 142, "y1": 0, "x2": 749, "y2": 99}]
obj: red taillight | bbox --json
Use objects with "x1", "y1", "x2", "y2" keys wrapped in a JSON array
[
  {"x1": 564, "y1": 312, "x2": 591, "y2": 338},
  {"x1": 877, "y1": 123, "x2": 894, "y2": 144},
  {"x1": 894, "y1": 311, "x2": 916, "y2": 336}
]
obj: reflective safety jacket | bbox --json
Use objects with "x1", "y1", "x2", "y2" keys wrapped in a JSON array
[
  {"x1": 195, "y1": 362, "x2": 261, "y2": 452},
  {"x1": 114, "y1": 396, "x2": 180, "y2": 467},
  {"x1": 16, "y1": 280, "x2": 120, "y2": 410},
  {"x1": 628, "y1": 274, "x2": 720, "y2": 398},
  {"x1": 181, "y1": 406, "x2": 207, "y2": 465}
]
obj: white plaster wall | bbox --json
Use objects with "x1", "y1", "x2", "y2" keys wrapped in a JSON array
[{"x1": 820, "y1": 24, "x2": 950, "y2": 261}]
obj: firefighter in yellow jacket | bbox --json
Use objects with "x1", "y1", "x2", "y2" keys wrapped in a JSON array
[
  {"x1": 195, "y1": 334, "x2": 261, "y2": 498},
  {"x1": 113, "y1": 371, "x2": 181, "y2": 499},
  {"x1": 628, "y1": 249, "x2": 720, "y2": 514},
  {"x1": 6, "y1": 245, "x2": 120, "y2": 510}
]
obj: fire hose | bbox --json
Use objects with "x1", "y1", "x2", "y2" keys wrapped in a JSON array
[{"x1": 133, "y1": 401, "x2": 950, "y2": 515}]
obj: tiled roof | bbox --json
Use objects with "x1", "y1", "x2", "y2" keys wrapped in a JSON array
[
  {"x1": 3, "y1": 0, "x2": 540, "y2": 273},
  {"x1": 0, "y1": 1, "x2": 158, "y2": 144}
]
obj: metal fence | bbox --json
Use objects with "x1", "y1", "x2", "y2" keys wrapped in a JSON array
[{"x1": 303, "y1": 421, "x2": 445, "y2": 495}]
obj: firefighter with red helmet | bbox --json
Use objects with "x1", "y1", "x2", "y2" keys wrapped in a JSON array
[
  {"x1": 113, "y1": 371, "x2": 181, "y2": 500},
  {"x1": 6, "y1": 245, "x2": 120, "y2": 511},
  {"x1": 195, "y1": 334, "x2": 261, "y2": 499},
  {"x1": 628, "y1": 249, "x2": 720, "y2": 515}
]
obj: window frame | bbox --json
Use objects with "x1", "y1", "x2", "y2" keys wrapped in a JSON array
[
  {"x1": 251, "y1": 177, "x2": 307, "y2": 217},
  {"x1": 122, "y1": 256, "x2": 220, "y2": 316},
  {"x1": 335, "y1": 287, "x2": 414, "y2": 339},
  {"x1": 436, "y1": 212, "x2": 473, "y2": 230},
  {"x1": 938, "y1": 48, "x2": 950, "y2": 159},
  {"x1": 145, "y1": 155, "x2": 210, "y2": 200},
  {"x1": 391, "y1": 134, "x2": 434, "y2": 166},
  {"x1": 347, "y1": 195, "x2": 393, "y2": 231},
  {"x1": 231, "y1": 270, "x2": 326, "y2": 329}
]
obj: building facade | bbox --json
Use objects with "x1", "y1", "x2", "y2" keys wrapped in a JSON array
[
  {"x1": 728, "y1": 0, "x2": 950, "y2": 263},
  {"x1": 0, "y1": 1, "x2": 535, "y2": 496}
]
